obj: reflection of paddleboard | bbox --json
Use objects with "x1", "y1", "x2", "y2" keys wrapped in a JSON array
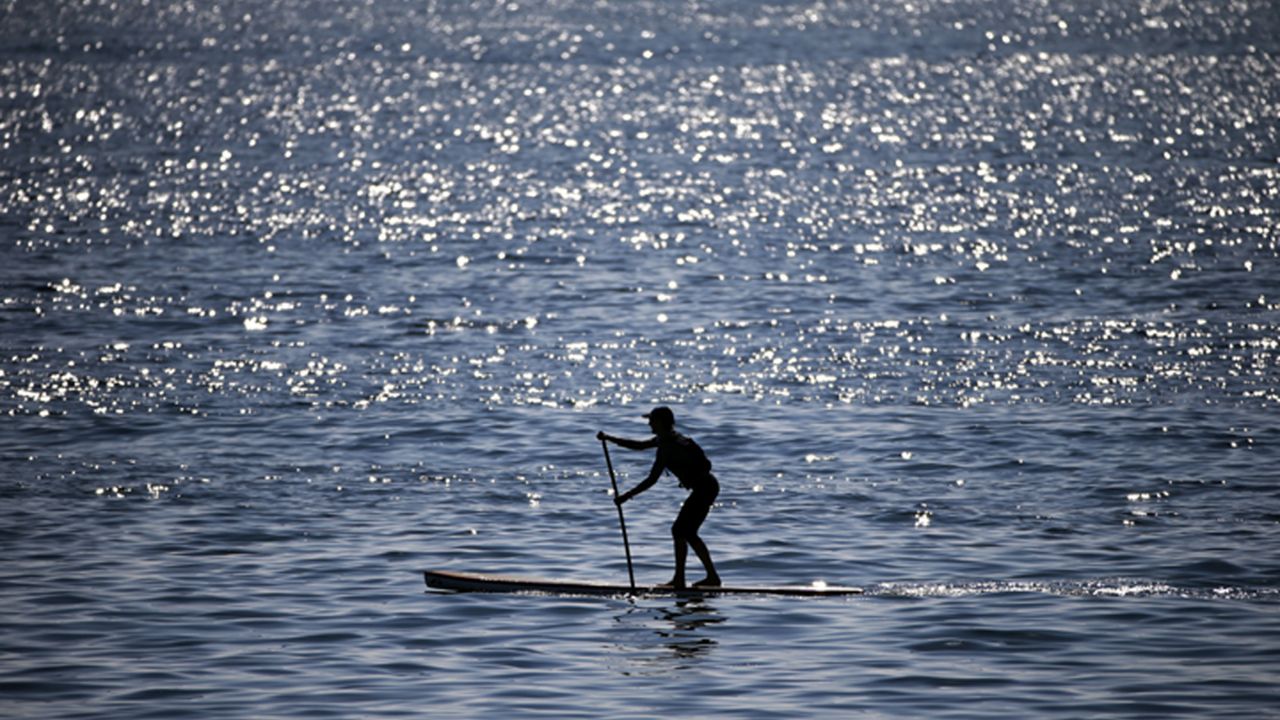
[{"x1": 424, "y1": 569, "x2": 863, "y2": 597}]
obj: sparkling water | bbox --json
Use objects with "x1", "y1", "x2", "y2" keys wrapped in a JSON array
[{"x1": 2, "y1": 1, "x2": 1278, "y2": 717}]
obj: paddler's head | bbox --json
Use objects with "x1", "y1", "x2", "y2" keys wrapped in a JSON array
[{"x1": 644, "y1": 406, "x2": 675, "y2": 436}]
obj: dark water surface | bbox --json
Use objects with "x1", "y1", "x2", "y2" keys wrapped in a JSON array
[{"x1": 2, "y1": 0, "x2": 1278, "y2": 717}]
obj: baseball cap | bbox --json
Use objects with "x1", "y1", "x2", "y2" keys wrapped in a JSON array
[{"x1": 643, "y1": 406, "x2": 675, "y2": 425}]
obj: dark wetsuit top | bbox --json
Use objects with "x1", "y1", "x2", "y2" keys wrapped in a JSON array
[{"x1": 648, "y1": 431, "x2": 716, "y2": 492}]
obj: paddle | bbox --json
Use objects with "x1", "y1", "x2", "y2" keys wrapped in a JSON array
[{"x1": 600, "y1": 439, "x2": 636, "y2": 592}]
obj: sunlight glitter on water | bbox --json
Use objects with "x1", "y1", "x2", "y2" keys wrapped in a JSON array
[{"x1": 1, "y1": 1, "x2": 1278, "y2": 718}]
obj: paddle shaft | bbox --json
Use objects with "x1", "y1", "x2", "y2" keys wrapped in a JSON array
[{"x1": 600, "y1": 439, "x2": 636, "y2": 591}]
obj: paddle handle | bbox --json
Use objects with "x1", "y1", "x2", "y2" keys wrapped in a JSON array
[{"x1": 601, "y1": 439, "x2": 636, "y2": 591}]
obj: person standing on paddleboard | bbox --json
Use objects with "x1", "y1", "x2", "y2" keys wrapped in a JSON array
[{"x1": 597, "y1": 406, "x2": 722, "y2": 590}]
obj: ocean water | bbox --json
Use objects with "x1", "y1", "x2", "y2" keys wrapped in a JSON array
[{"x1": 2, "y1": 0, "x2": 1278, "y2": 717}]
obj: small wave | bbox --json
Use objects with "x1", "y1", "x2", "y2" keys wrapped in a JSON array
[{"x1": 867, "y1": 578, "x2": 1278, "y2": 601}]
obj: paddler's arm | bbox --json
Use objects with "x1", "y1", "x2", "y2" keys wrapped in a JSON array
[
  {"x1": 616, "y1": 456, "x2": 663, "y2": 505},
  {"x1": 597, "y1": 431, "x2": 658, "y2": 451}
]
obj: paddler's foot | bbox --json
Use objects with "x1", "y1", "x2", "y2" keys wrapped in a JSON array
[
  {"x1": 692, "y1": 576, "x2": 721, "y2": 588},
  {"x1": 656, "y1": 577, "x2": 687, "y2": 590}
]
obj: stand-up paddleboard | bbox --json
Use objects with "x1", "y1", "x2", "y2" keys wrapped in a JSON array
[{"x1": 425, "y1": 569, "x2": 862, "y2": 597}]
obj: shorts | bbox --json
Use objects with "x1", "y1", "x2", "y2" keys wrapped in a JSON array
[{"x1": 672, "y1": 474, "x2": 719, "y2": 538}]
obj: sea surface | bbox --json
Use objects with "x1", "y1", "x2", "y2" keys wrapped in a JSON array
[{"x1": 2, "y1": 0, "x2": 1279, "y2": 717}]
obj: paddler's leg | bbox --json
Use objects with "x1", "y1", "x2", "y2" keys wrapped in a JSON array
[
  {"x1": 670, "y1": 483, "x2": 719, "y2": 588},
  {"x1": 688, "y1": 533, "x2": 720, "y2": 587},
  {"x1": 689, "y1": 480, "x2": 721, "y2": 587},
  {"x1": 665, "y1": 534, "x2": 688, "y2": 589}
]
